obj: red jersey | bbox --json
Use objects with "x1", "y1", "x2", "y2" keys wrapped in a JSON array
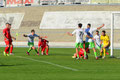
[
  {"x1": 3, "y1": 28, "x2": 12, "y2": 41},
  {"x1": 38, "y1": 39, "x2": 47, "y2": 47},
  {"x1": 79, "y1": 49, "x2": 84, "y2": 55}
]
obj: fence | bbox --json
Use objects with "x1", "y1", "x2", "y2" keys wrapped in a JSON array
[{"x1": 1, "y1": 0, "x2": 120, "y2": 7}]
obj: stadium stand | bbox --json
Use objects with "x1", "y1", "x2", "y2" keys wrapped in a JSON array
[
  {"x1": 0, "y1": 5, "x2": 120, "y2": 48},
  {"x1": 1, "y1": 0, "x2": 120, "y2": 8}
]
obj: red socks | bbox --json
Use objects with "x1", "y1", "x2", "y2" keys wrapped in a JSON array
[
  {"x1": 46, "y1": 48, "x2": 49, "y2": 55},
  {"x1": 10, "y1": 46, "x2": 13, "y2": 53},
  {"x1": 5, "y1": 46, "x2": 13, "y2": 54},
  {"x1": 5, "y1": 47, "x2": 10, "y2": 54}
]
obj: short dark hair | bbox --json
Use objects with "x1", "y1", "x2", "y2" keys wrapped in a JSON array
[
  {"x1": 88, "y1": 23, "x2": 91, "y2": 27},
  {"x1": 83, "y1": 41, "x2": 85, "y2": 44},
  {"x1": 6, "y1": 23, "x2": 9, "y2": 25},
  {"x1": 9, "y1": 24, "x2": 11, "y2": 26},
  {"x1": 102, "y1": 30, "x2": 106, "y2": 34},
  {"x1": 78, "y1": 23, "x2": 82, "y2": 28},
  {"x1": 31, "y1": 29, "x2": 35, "y2": 33},
  {"x1": 96, "y1": 30, "x2": 99, "y2": 33}
]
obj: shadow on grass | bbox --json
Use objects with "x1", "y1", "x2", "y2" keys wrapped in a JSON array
[
  {"x1": 0, "y1": 65, "x2": 15, "y2": 67},
  {"x1": 0, "y1": 64, "x2": 25, "y2": 67}
]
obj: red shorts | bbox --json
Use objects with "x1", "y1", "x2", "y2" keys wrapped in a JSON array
[
  {"x1": 41, "y1": 45, "x2": 46, "y2": 51},
  {"x1": 38, "y1": 43, "x2": 41, "y2": 47},
  {"x1": 4, "y1": 39, "x2": 12, "y2": 45},
  {"x1": 78, "y1": 49, "x2": 84, "y2": 57},
  {"x1": 38, "y1": 42, "x2": 43, "y2": 47}
]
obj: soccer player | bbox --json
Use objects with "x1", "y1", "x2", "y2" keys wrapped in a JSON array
[
  {"x1": 85, "y1": 24, "x2": 104, "y2": 59},
  {"x1": 23, "y1": 29, "x2": 40, "y2": 55},
  {"x1": 67, "y1": 23, "x2": 87, "y2": 59},
  {"x1": 72, "y1": 41, "x2": 89, "y2": 59},
  {"x1": 3, "y1": 23, "x2": 16, "y2": 56},
  {"x1": 99, "y1": 30, "x2": 110, "y2": 59},
  {"x1": 9, "y1": 24, "x2": 15, "y2": 55},
  {"x1": 72, "y1": 49, "x2": 88, "y2": 59},
  {"x1": 94, "y1": 30, "x2": 101, "y2": 50},
  {"x1": 83, "y1": 41, "x2": 90, "y2": 53},
  {"x1": 38, "y1": 38, "x2": 49, "y2": 55}
]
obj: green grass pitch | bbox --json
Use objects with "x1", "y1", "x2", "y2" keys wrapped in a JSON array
[{"x1": 0, "y1": 47, "x2": 120, "y2": 80}]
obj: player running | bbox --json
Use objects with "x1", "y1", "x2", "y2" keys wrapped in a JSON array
[
  {"x1": 23, "y1": 29, "x2": 40, "y2": 55},
  {"x1": 99, "y1": 30, "x2": 110, "y2": 59},
  {"x1": 67, "y1": 23, "x2": 87, "y2": 59},
  {"x1": 3, "y1": 23, "x2": 16, "y2": 56},
  {"x1": 94, "y1": 30, "x2": 101, "y2": 50},
  {"x1": 85, "y1": 24, "x2": 104, "y2": 59},
  {"x1": 38, "y1": 38, "x2": 49, "y2": 55}
]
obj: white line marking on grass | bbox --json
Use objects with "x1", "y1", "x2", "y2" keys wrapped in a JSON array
[{"x1": 16, "y1": 56, "x2": 78, "y2": 71}]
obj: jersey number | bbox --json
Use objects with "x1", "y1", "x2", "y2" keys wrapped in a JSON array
[{"x1": 79, "y1": 31, "x2": 83, "y2": 38}]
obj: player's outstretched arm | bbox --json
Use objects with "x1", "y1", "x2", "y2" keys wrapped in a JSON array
[
  {"x1": 86, "y1": 35, "x2": 95, "y2": 40},
  {"x1": 40, "y1": 36, "x2": 47, "y2": 39},
  {"x1": 23, "y1": 34, "x2": 28, "y2": 37},
  {"x1": 67, "y1": 32, "x2": 73, "y2": 36},
  {"x1": 38, "y1": 36, "x2": 40, "y2": 39},
  {"x1": 94, "y1": 39, "x2": 96, "y2": 46},
  {"x1": 97, "y1": 24, "x2": 105, "y2": 30},
  {"x1": 11, "y1": 36, "x2": 16, "y2": 40},
  {"x1": 47, "y1": 40, "x2": 49, "y2": 43}
]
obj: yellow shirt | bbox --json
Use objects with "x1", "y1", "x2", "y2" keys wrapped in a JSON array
[{"x1": 100, "y1": 35, "x2": 110, "y2": 46}]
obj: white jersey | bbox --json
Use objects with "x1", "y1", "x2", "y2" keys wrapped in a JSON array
[
  {"x1": 85, "y1": 28, "x2": 97, "y2": 42},
  {"x1": 94, "y1": 34, "x2": 101, "y2": 46},
  {"x1": 72, "y1": 28, "x2": 84, "y2": 43}
]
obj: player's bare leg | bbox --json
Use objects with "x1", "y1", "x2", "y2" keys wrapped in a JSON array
[
  {"x1": 27, "y1": 47, "x2": 32, "y2": 55},
  {"x1": 32, "y1": 46, "x2": 39, "y2": 55},
  {"x1": 41, "y1": 49, "x2": 44, "y2": 55},
  {"x1": 41, "y1": 51, "x2": 44, "y2": 55},
  {"x1": 41, "y1": 46, "x2": 46, "y2": 55},
  {"x1": 41, "y1": 48, "x2": 45, "y2": 55},
  {"x1": 37, "y1": 46, "x2": 40, "y2": 53},
  {"x1": 76, "y1": 48, "x2": 80, "y2": 59},
  {"x1": 93, "y1": 47, "x2": 98, "y2": 59},
  {"x1": 4, "y1": 44, "x2": 10, "y2": 56},
  {"x1": 82, "y1": 48, "x2": 87, "y2": 59},
  {"x1": 41, "y1": 47, "x2": 43, "y2": 55},
  {"x1": 99, "y1": 48, "x2": 103, "y2": 58},
  {"x1": 103, "y1": 45, "x2": 110, "y2": 59},
  {"x1": 102, "y1": 48, "x2": 106, "y2": 59},
  {"x1": 99, "y1": 48, "x2": 106, "y2": 59},
  {"x1": 72, "y1": 53, "x2": 77, "y2": 58}
]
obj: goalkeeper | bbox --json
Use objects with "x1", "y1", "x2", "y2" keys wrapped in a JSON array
[{"x1": 99, "y1": 30, "x2": 110, "y2": 59}]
